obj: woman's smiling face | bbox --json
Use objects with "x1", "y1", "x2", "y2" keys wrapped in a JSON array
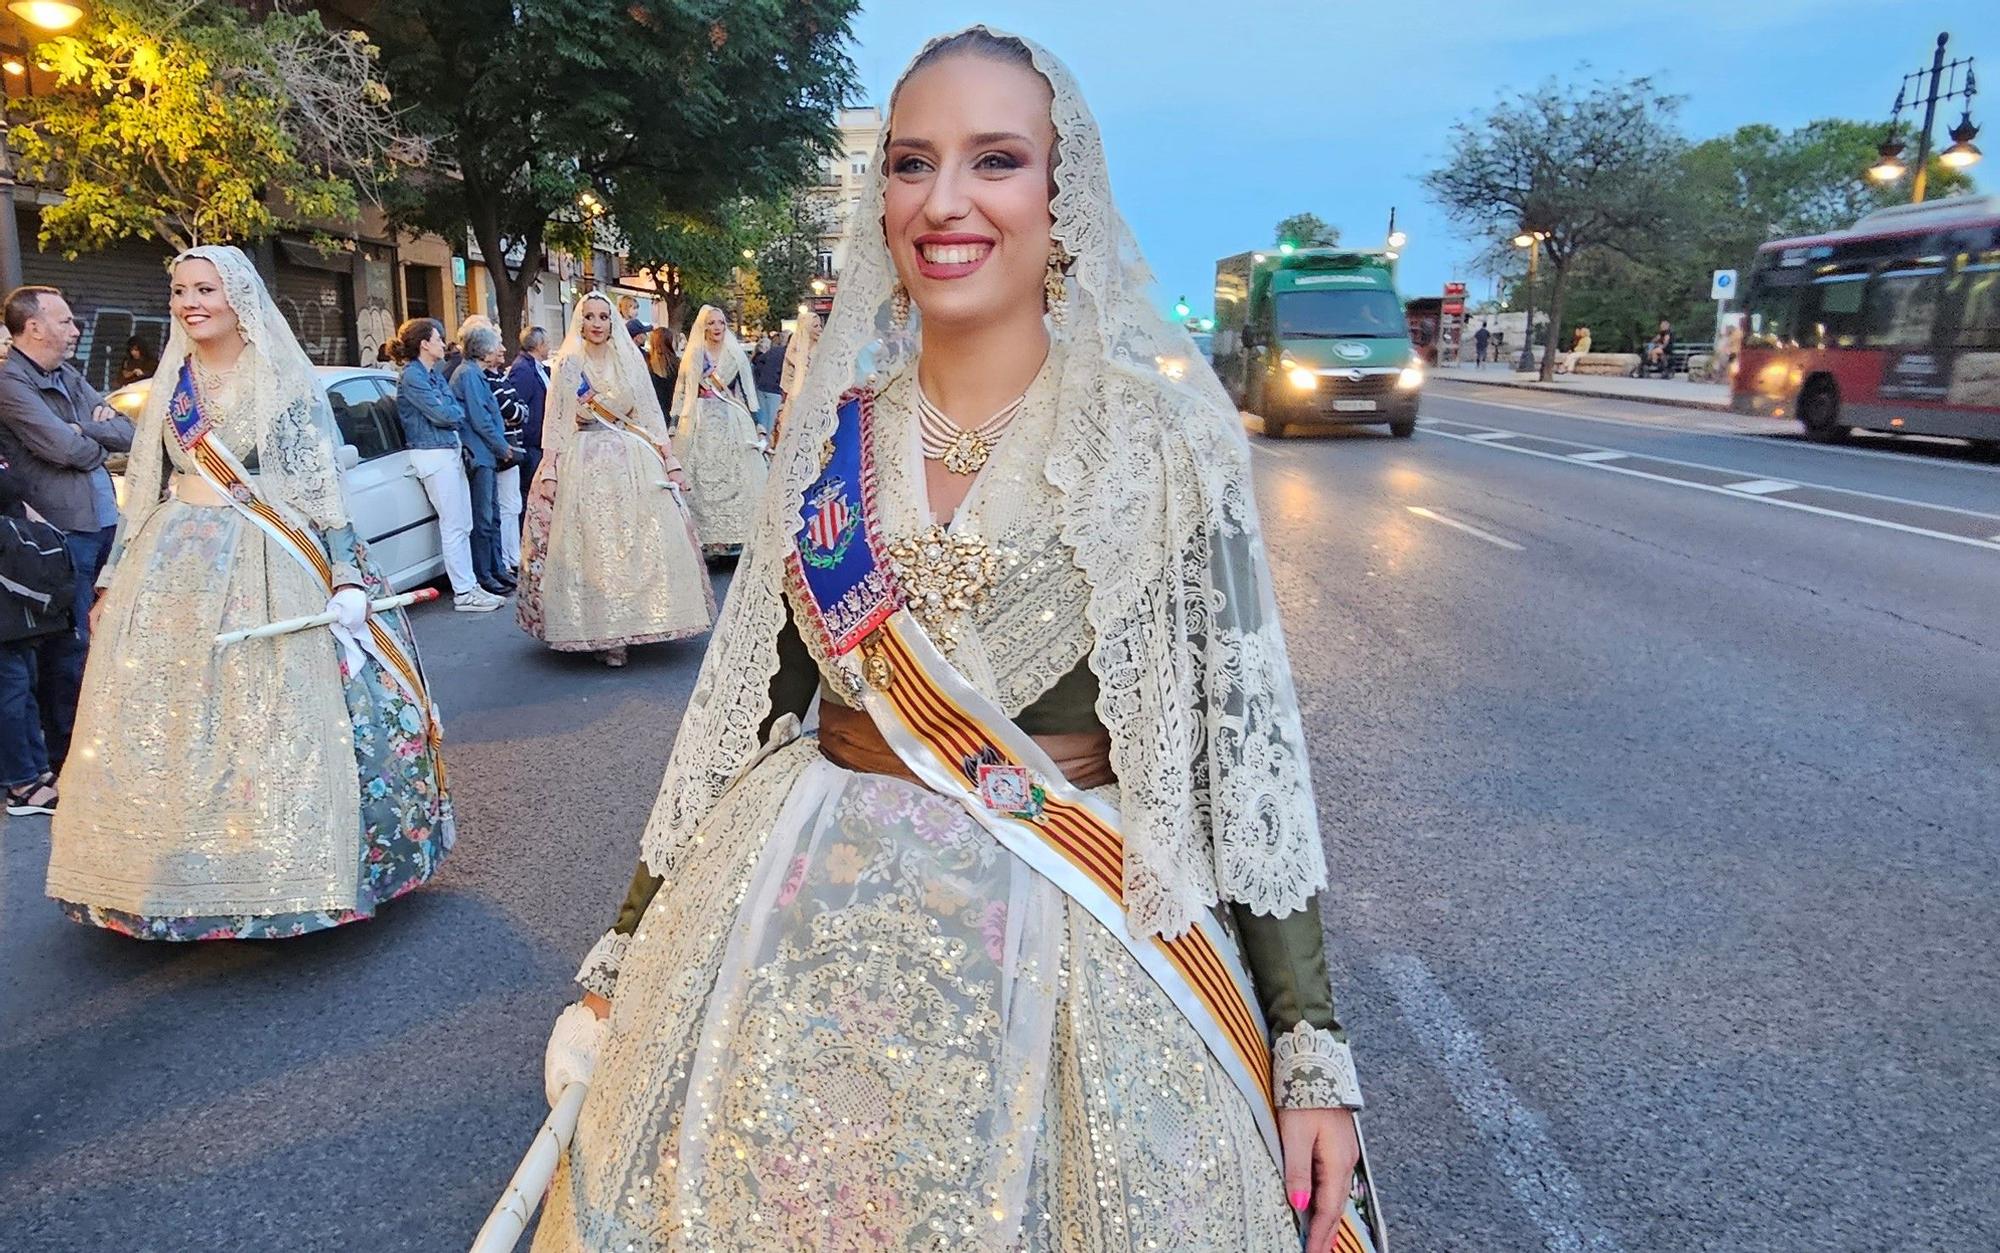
[{"x1": 883, "y1": 52, "x2": 1056, "y2": 334}]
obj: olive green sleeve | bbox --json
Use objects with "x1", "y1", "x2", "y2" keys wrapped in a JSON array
[
  {"x1": 1230, "y1": 894, "x2": 1341, "y2": 1037},
  {"x1": 611, "y1": 863, "x2": 665, "y2": 938},
  {"x1": 1232, "y1": 895, "x2": 1366, "y2": 1109}
]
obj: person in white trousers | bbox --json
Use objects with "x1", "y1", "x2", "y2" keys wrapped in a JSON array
[{"x1": 391, "y1": 317, "x2": 502, "y2": 612}]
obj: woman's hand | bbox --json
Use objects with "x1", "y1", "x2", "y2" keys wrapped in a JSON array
[
  {"x1": 1280, "y1": 1107, "x2": 1360, "y2": 1252},
  {"x1": 665, "y1": 467, "x2": 690, "y2": 492},
  {"x1": 545, "y1": 1001, "x2": 610, "y2": 1108},
  {"x1": 581, "y1": 992, "x2": 612, "y2": 1020},
  {"x1": 326, "y1": 585, "x2": 370, "y2": 629}
]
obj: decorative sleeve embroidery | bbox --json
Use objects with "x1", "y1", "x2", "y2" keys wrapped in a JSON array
[
  {"x1": 1272, "y1": 1021, "x2": 1364, "y2": 1110},
  {"x1": 574, "y1": 929, "x2": 630, "y2": 1000}
]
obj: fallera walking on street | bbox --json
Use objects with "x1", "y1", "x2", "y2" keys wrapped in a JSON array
[{"x1": 1, "y1": 5, "x2": 1995, "y2": 1253}]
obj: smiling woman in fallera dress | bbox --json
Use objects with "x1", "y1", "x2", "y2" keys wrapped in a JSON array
[{"x1": 530, "y1": 27, "x2": 1377, "y2": 1253}]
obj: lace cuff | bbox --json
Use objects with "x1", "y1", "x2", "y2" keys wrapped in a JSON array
[
  {"x1": 574, "y1": 930, "x2": 630, "y2": 1000},
  {"x1": 1272, "y1": 1021, "x2": 1363, "y2": 1110}
]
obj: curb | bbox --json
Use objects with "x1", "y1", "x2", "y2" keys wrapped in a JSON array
[{"x1": 1436, "y1": 374, "x2": 1733, "y2": 414}]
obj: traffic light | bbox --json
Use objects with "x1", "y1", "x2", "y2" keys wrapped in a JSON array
[{"x1": 1174, "y1": 295, "x2": 1190, "y2": 320}]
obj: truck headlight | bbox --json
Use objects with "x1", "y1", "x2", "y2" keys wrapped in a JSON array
[
  {"x1": 1397, "y1": 365, "x2": 1424, "y2": 390},
  {"x1": 1287, "y1": 366, "x2": 1319, "y2": 391}
]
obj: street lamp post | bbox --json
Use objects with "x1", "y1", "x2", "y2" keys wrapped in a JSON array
[
  {"x1": 0, "y1": 1, "x2": 84, "y2": 293},
  {"x1": 1511, "y1": 230, "x2": 1544, "y2": 374},
  {"x1": 1868, "y1": 31, "x2": 1979, "y2": 202}
]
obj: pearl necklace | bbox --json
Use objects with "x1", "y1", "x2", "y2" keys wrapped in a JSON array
[{"x1": 916, "y1": 384, "x2": 1027, "y2": 476}]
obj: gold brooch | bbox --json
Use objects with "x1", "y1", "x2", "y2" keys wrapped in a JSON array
[{"x1": 885, "y1": 525, "x2": 1002, "y2": 653}]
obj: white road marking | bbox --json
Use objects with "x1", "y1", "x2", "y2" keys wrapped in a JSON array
[
  {"x1": 1723, "y1": 478, "x2": 1798, "y2": 495},
  {"x1": 1431, "y1": 387, "x2": 2000, "y2": 476},
  {"x1": 1568, "y1": 450, "x2": 1629, "y2": 463},
  {"x1": 1406, "y1": 505, "x2": 1525, "y2": 551},
  {"x1": 1250, "y1": 440, "x2": 1294, "y2": 459},
  {"x1": 1423, "y1": 426, "x2": 2000, "y2": 553},
  {"x1": 1465, "y1": 430, "x2": 1521, "y2": 441},
  {"x1": 1379, "y1": 953, "x2": 1626, "y2": 1253}
]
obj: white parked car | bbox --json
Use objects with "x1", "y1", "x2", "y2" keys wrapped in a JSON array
[{"x1": 105, "y1": 366, "x2": 446, "y2": 591}]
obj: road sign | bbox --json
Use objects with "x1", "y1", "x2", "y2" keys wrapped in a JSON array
[{"x1": 1710, "y1": 269, "x2": 1737, "y2": 301}]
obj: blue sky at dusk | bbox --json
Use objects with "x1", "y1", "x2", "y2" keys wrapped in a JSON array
[{"x1": 847, "y1": 0, "x2": 1977, "y2": 317}]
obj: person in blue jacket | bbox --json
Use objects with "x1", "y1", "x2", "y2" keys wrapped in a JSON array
[
  {"x1": 449, "y1": 323, "x2": 517, "y2": 596},
  {"x1": 507, "y1": 327, "x2": 551, "y2": 487},
  {"x1": 392, "y1": 318, "x2": 501, "y2": 612}
]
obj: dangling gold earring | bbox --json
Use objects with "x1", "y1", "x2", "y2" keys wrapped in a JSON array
[
  {"x1": 1044, "y1": 246, "x2": 1070, "y2": 328},
  {"x1": 890, "y1": 282, "x2": 911, "y2": 332}
]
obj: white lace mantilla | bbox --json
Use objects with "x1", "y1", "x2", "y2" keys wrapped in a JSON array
[
  {"x1": 1272, "y1": 1021, "x2": 1364, "y2": 1110},
  {"x1": 639, "y1": 26, "x2": 1330, "y2": 940}
]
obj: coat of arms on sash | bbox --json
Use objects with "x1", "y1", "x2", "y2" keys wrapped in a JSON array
[{"x1": 801, "y1": 479, "x2": 858, "y2": 568}]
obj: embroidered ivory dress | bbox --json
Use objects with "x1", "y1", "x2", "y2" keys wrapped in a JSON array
[
  {"x1": 531, "y1": 28, "x2": 1371, "y2": 1251},
  {"x1": 46, "y1": 249, "x2": 452, "y2": 939},
  {"x1": 535, "y1": 363, "x2": 1360, "y2": 1251},
  {"x1": 517, "y1": 312, "x2": 714, "y2": 652},
  {"x1": 670, "y1": 319, "x2": 768, "y2": 555}
]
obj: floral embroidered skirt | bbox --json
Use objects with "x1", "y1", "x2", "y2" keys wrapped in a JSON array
[
  {"x1": 670, "y1": 397, "x2": 767, "y2": 554},
  {"x1": 47, "y1": 501, "x2": 453, "y2": 941},
  {"x1": 534, "y1": 743, "x2": 1294, "y2": 1251}
]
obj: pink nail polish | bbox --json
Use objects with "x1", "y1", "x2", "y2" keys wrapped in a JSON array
[{"x1": 1288, "y1": 1188, "x2": 1312, "y2": 1211}]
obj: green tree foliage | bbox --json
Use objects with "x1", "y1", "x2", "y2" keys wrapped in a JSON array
[
  {"x1": 1426, "y1": 74, "x2": 1686, "y2": 379},
  {"x1": 375, "y1": 0, "x2": 857, "y2": 348},
  {"x1": 1274, "y1": 212, "x2": 1340, "y2": 247},
  {"x1": 739, "y1": 191, "x2": 836, "y2": 328},
  {"x1": 15, "y1": 0, "x2": 408, "y2": 254}
]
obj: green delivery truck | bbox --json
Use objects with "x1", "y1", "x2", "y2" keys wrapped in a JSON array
[{"x1": 1211, "y1": 247, "x2": 1423, "y2": 438}]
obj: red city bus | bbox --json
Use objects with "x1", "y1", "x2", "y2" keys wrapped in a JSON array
[{"x1": 1732, "y1": 196, "x2": 2000, "y2": 445}]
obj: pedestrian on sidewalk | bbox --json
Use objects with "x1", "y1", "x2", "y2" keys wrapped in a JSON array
[
  {"x1": 531, "y1": 27, "x2": 1373, "y2": 1253},
  {"x1": 47, "y1": 246, "x2": 453, "y2": 940},
  {"x1": 645, "y1": 326, "x2": 679, "y2": 431},
  {"x1": 514, "y1": 292, "x2": 712, "y2": 666},
  {"x1": 508, "y1": 326, "x2": 551, "y2": 486},
  {"x1": 449, "y1": 323, "x2": 518, "y2": 597},
  {"x1": 0, "y1": 285, "x2": 134, "y2": 783},
  {"x1": 751, "y1": 329, "x2": 785, "y2": 433},
  {"x1": 1473, "y1": 321, "x2": 1490, "y2": 367},
  {"x1": 483, "y1": 338, "x2": 529, "y2": 576},
  {"x1": 0, "y1": 448, "x2": 72, "y2": 816},
  {"x1": 394, "y1": 318, "x2": 502, "y2": 612}
]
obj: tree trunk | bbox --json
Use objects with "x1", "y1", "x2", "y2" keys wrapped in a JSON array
[
  {"x1": 470, "y1": 206, "x2": 541, "y2": 355},
  {"x1": 1539, "y1": 261, "x2": 1570, "y2": 383}
]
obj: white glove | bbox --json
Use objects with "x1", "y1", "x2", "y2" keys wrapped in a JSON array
[
  {"x1": 544, "y1": 1002, "x2": 609, "y2": 1108},
  {"x1": 326, "y1": 586, "x2": 369, "y2": 631},
  {"x1": 326, "y1": 587, "x2": 370, "y2": 676}
]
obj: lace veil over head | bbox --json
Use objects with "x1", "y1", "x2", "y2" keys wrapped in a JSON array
[
  {"x1": 117, "y1": 244, "x2": 350, "y2": 543},
  {"x1": 669, "y1": 303, "x2": 757, "y2": 422},
  {"x1": 546, "y1": 291, "x2": 670, "y2": 449},
  {"x1": 644, "y1": 26, "x2": 1328, "y2": 937}
]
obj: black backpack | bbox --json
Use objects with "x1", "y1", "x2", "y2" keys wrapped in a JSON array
[{"x1": 0, "y1": 512, "x2": 76, "y2": 643}]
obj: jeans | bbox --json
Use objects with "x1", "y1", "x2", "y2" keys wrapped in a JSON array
[
  {"x1": 34, "y1": 525, "x2": 114, "y2": 773},
  {"x1": 495, "y1": 465, "x2": 523, "y2": 570},
  {"x1": 756, "y1": 393, "x2": 781, "y2": 433},
  {"x1": 0, "y1": 639, "x2": 50, "y2": 787},
  {"x1": 467, "y1": 460, "x2": 503, "y2": 587},
  {"x1": 409, "y1": 447, "x2": 477, "y2": 595}
]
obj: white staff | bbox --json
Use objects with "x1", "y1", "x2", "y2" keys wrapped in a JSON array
[
  {"x1": 469, "y1": 1081, "x2": 588, "y2": 1253},
  {"x1": 214, "y1": 588, "x2": 439, "y2": 646}
]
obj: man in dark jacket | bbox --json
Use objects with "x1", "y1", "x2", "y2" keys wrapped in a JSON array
[
  {"x1": 752, "y1": 331, "x2": 786, "y2": 433},
  {"x1": 0, "y1": 285, "x2": 134, "y2": 782},
  {"x1": 507, "y1": 327, "x2": 551, "y2": 486}
]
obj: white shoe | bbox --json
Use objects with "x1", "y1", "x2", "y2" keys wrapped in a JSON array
[{"x1": 454, "y1": 588, "x2": 504, "y2": 612}]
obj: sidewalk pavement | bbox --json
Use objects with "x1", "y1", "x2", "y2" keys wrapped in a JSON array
[{"x1": 1440, "y1": 363, "x2": 1733, "y2": 412}]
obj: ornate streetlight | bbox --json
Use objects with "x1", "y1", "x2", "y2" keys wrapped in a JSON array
[
  {"x1": 0, "y1": 0, "x2": 85, "y2": 292},
  {"x1": 1869, "y1": 32, "x2": 1979, "y2": 202},
  {"x1": 1510, "y1": 229, "x2": 1546, "y2": 373}
]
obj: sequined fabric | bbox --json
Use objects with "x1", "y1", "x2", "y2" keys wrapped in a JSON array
[
  {"x1": 671, "y1": 389, "x2": 768, "y2": 552},
  {"x1": 47, "y1": 375, "x2": 453, "y2": 930},
  {"x1": 534, "y1": 747, "x2": 1295, "y2": 1251},
  {"x1": 517, "y1": 344, "x2": 716, "y2": 651}
]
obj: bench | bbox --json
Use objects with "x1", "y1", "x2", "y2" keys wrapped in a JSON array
[
  {"x1": 1571, "y1": 352, "x2": 1640, "y2": 376},
  {"x1": 1641, "y1": 340, "x2": 1713, "y2": 378}
]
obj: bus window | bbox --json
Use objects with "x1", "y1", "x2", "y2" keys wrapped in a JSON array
[
  {"x1": 1807, "y1": 273, "x2": 1868, "y2": 348},
  {"x1": 1863, "y1": 268, "x2": 1944, "y2": 348},
  {"x1": 1951, "y1": 257, "x2": 2000, "y2": 351},
  {"x1": 1744, "y1": 276, "x2": 1801, "y2": 348}
]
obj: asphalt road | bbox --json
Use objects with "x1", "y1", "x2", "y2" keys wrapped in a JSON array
[{"x1": 3, "y1": 378, "x2": 1995, "y2": 1251}]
